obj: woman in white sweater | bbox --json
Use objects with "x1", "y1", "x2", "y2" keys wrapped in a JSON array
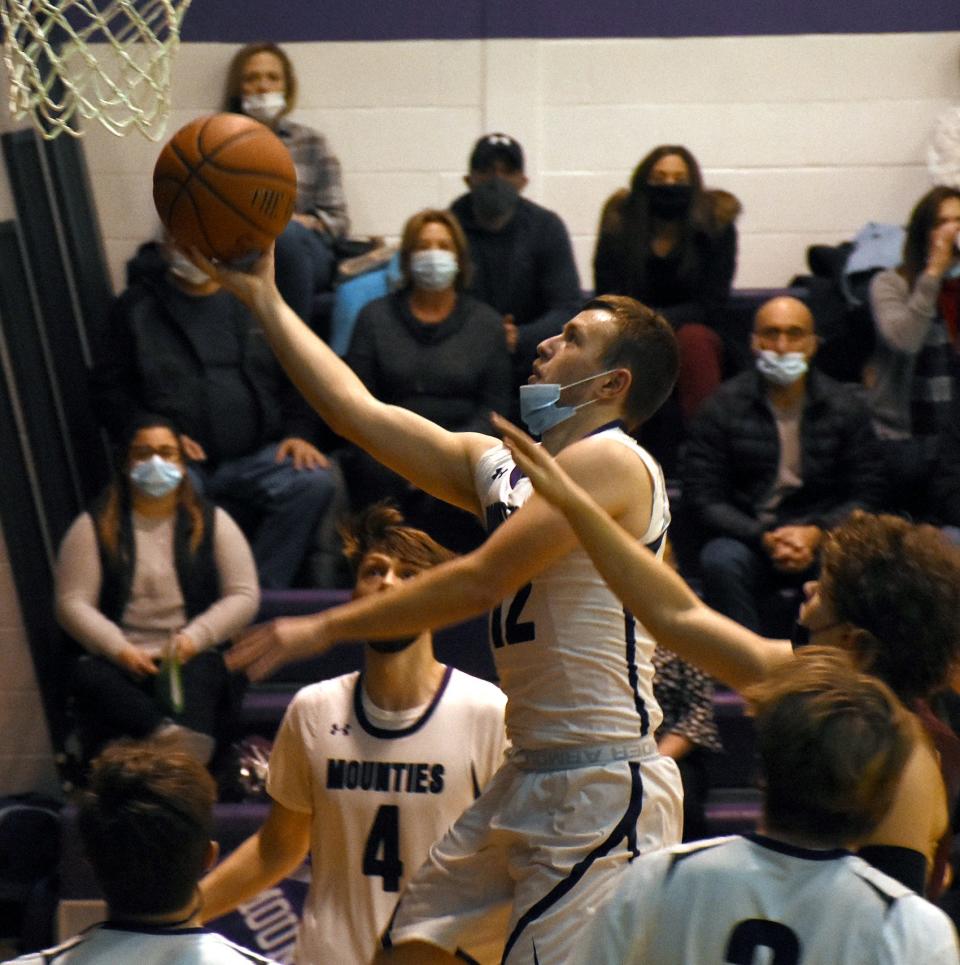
[{"x1": 56, "y1": 415, "x2": 260, "y2": 764}]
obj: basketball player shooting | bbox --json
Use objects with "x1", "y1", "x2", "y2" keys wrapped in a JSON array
[{"x1": 197, "y1": 243, "x2": 682, "y2": 965}]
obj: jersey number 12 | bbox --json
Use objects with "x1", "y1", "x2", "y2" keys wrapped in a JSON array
[{"x1": 363, "y1": 805, "x2": 403, "y2": 892}]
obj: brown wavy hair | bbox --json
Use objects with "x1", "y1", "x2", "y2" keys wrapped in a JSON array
[
  {"x1": 340, "y1": 501, "x2": 454, "y2": 579},
  {"x1": 96, "y1": 415, "x2": 205, "y2": 558},
  {"x1": 821, "y1": 511, "x2": 960, "y2": 703}
]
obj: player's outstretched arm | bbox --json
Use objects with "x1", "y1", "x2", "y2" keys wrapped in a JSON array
[
  {"x1": 227, "y1": 434, "x2": 642, "y2": 681},
  {"x1": 491, "y1": 413, "x2": 788, "y2": 691},
  {"x1": 193, "y1": 246, "x2": 493, "y2": 513},
  {"x1": 199, "y1": 800, "x2": 311, "y2": 923}
]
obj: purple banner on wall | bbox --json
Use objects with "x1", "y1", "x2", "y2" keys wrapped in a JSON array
[{"x1": 181, "y1": 0, "x2": 958, "y2": 44}]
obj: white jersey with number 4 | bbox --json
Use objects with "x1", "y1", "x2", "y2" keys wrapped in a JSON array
[
  {"x1": 475, "y1": 423, "x2": 670, "y2": 751},
  {"x1": 571, "y1": 833, "x2": 960, "y2": 965},
  {"x1": 266, "y1": 667, "x2": 508, "y2": 965}
]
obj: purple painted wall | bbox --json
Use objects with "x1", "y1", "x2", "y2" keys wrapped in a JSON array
[{"x1": 181, "y1": 0, "x2": 958, "y2": 44}]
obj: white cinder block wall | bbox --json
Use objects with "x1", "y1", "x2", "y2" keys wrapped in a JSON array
[
  {"x1": 0, "y1": 30, "x2": 958, "y2": 793},
  {"x1": 82, "y1": 32, "x2": 960, "y2": 293}
]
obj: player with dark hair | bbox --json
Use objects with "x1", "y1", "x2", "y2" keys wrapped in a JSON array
[
  {"x1": 195, "y1": 239, "x2": 682, "y2": 964},
  {"x1": 571, "y1": 649, "x2": 960, "y2": 964},
  {"x1": 494, "y1": 413, "x2": 960, "y2": 897},
  {"x1": 199, "y1": 503, "x2": 508, "y2": 964},
  {"x1": 10, "y1": 741, "x2": 276, "y2": 963}
]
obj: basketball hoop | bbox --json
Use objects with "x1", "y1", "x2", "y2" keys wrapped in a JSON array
[{"x1": 0, "y1": 0, "x2": 191, "y2": 140}]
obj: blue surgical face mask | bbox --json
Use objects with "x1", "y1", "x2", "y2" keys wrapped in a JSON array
[
  {"x1": 519, "y1": 369, "x2": 619, "y2": 437},
  {"x1": 129, "y1": 455, "x2": 184, "y2": 498},
  {"x1": 410, "y1": 249, "x2": 459, "y2": 291},
  {"x1": 755, "y1": 349, "x2": 808, "y2": 387}
]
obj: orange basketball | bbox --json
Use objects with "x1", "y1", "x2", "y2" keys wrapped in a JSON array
[{"x1": 153, "y1": 113, "x2": 297, "y2": 264}]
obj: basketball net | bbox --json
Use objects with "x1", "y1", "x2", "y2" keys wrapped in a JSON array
[{"x1": 0, "y1": 0, "x2": 191, "y2": 140}]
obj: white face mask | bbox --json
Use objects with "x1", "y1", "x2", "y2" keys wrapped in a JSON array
[
  {"x1": 241, "y1": 91, "x2": 286, "y2": 124},
  {"x1": 518, "y1": 369, "x2": 619, "y2": 436},
  {"x1": 755, "y1": 349, "x2": 808, "y2": 387},
  {"x1": 167, "y1": 248, "x2": 211, "y2": 287},
  {"x1": 410, "y1": 249, "x2": 459, "y2": 291}
]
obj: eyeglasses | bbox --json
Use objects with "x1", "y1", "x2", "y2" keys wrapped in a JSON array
[{"x1": 129, "y1": 445, "x2": 182, "y2": 461}]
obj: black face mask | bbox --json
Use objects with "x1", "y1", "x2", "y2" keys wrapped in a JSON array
[
  {"x1": 368, "y1": 636, "x2": 418, "y2": 655},
  {"x1": 470, "y1": 177, "x2": 520, "y2": 225},
  {"x1": 644, "y1": 183, "x2": 694, "y2": 220}
]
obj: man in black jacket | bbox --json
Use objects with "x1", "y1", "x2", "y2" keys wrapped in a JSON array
[
  {"x1": 91, "y1": 240, "x2": 342, "y2": 588},
  {"x1": 682, "y1": 296, "x2": 883, "y2": 634},
  {"x1": 450, "y1": 133, "x2": 582, "y2": 397}
]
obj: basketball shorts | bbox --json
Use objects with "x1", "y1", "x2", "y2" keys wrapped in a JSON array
[{"x1": 382, "y1": 737, "x2": 683, "y2": 965}]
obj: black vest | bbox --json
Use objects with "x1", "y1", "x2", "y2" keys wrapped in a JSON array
[{"x1": 93, "y1": 494, "x2": 220, "y2": 625}]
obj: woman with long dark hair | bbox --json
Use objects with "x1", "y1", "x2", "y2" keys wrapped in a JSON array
[
  {"x1": 594, "y1": 145, "x2": 741, "y2": 424},
  {"x1": 55, "y1": 415, "x2": 259, "y2": 763},
  {"x1": 866, "y1": 185, "x2": 960, "y2": 513}
]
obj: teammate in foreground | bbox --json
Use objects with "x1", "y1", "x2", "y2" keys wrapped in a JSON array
[
  {"x1": 199, "y1": 504, "x2": 508, "y2": 964},
  {"x1": 197, "y1": 244, "x2": 682, "y2": 964},
  {"x1": 570, "y1": 648, "x2": 960, "y2": 965},
  {"x1": 11, "y1": 741, "x2": 277, "y2": 964},
  {"x1": 494, "y1": 413, "x2": 960, "y2": 895}
]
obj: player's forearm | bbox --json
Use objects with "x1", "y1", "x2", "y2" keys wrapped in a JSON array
[
  {"x1": 556, "y1": 479, "x2": 779, "y2": 690},
  {"x1": 200, "y1": 830, "x2": 307, "y2": 923},
  {"x1": 323, "y1": 554, "x2": 500, "y2": 645}
]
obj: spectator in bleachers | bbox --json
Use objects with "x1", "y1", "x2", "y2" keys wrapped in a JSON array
[
  {"x1": 55, "y1": 415, "x2": 259, "y2": 765},
  {"x1": 224, "y1": 42, "x2": 349, "y2": 325},
  {"x1": 865, "y1": 186, "x2": 960, "y2": 516},
  {"x1": 450, "y1": 133, "x2": 582, "y2": 400},
  {"x1": 11, "y1": 741, "x2": 279, "y2": 964},
  {"x1": 343, "y1": 208, "x2": 511, "y2": 548},
  {"x1": 199, "y1": 502, "x2": 508, "y2": 965},
  {"x1": 594, "y1": 145, "x2": 741, "y2": 424},
  {"x1": 90, "y1": 237, "x2": 344, "y2": 589},
  {"x1": 682, "y1": 296, "x2": 883, "y2": 636},
  {"x1": 571, "y1": 648, "x2": 959, "y2": 965}
]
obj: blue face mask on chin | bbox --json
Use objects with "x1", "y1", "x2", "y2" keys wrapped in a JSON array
[
  {"x1": 518, "y1": 369, "x2": 618, "y2": 437},
  {"x1": 129, "y1": 455, "x2": 183, "y2": 498}
]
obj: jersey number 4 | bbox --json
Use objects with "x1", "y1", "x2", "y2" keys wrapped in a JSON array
[
  {"x1": 490, "y1": 582, "x2": 535, "y2": 648},
  {"x1": 363, "y1": 805, "x2": 403, "y2": 892}
]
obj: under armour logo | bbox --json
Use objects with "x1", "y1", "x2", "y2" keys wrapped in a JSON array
[
  {"x1": 492, "y1": 467, "x2": 507, "y2": 480},
  {"x1": 330, "y1": 723, "x2": 351, "y2": 736},
  {"x1": 486, "y1": 134, "x2": 513, "y2": 147}
]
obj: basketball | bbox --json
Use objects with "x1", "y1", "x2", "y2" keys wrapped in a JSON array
[{"x1": 153, "y1": 113, "x2": 297, "y2": 264}]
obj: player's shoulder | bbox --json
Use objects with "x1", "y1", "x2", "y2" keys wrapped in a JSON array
[
  {"x1": 444, "y1": 668, "x2": 508, "y2": 711},
  {"x1": 560, "y1": 427, "x2": 662, "y2": 496},
  {"x1": 197, "y1": 928, "x2": 284, "y2": 962},
  {"x1": 289, "y1": 671, "x2": 359, "y2": 710}
]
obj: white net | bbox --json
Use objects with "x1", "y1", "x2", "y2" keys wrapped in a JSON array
[{"x1": 0, "y1": 0, "x2": 191, "y2": 140}]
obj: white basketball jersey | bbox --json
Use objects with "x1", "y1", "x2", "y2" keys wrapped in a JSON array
[
  {"x1": 10, "y1": 925, "x2": 279, "y2": 964},
  {"x1": 573, "y1": 834, "x2": 960, "y2": 965},
  {"x1": 474, "y1": 424, "x2": 670, "y2": 751},
  {"x1": 266, "y1": 668, "x2": 508, "y2": 965}
]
